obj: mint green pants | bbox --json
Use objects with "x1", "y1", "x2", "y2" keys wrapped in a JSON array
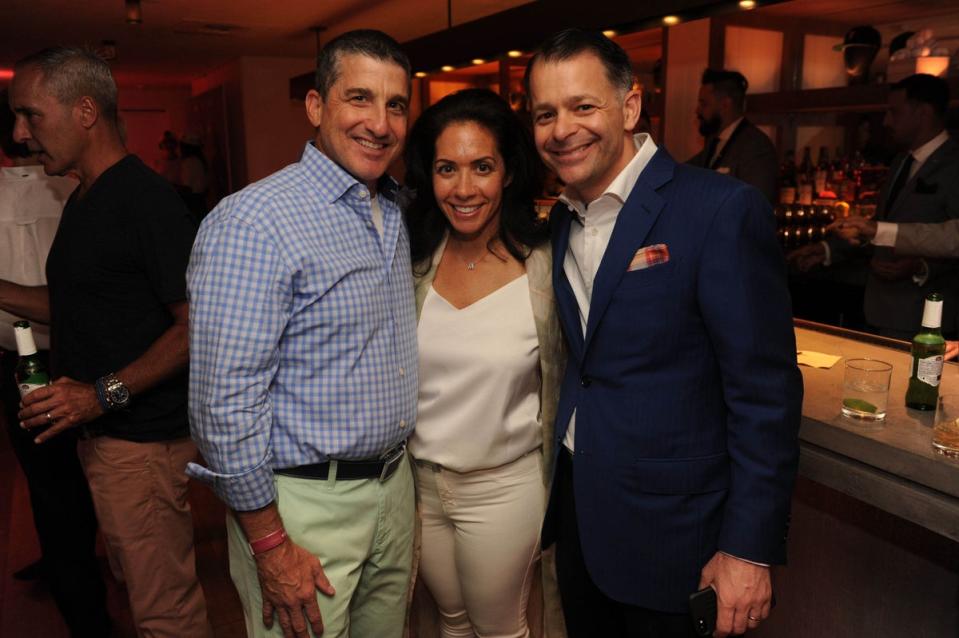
[{"x1": 227, "y1": 457, "x2": 415, "y2": 638}]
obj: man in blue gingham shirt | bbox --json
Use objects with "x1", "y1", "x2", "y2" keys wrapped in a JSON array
[{"x1": 187, "y1": 30, "x2": 418, "y2": 638}]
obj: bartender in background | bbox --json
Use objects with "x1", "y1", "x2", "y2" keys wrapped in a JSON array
[
  {"x1": 828, "y1": 216, "x2": 959, "y2": 360},
  {"x1": 792, "y1": 73, "x2": 959, "y2": 341},
  {"x1": 0, "y1": 92, "x2": 111, "y2": 636},
  {"x1": 687, "y1": 68, "x2": 778, "y2": 204}
]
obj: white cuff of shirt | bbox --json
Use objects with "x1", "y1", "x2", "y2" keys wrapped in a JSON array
[
  {"x1": 720, "y1": 551, "x2": 770, "y2": 568},
  {"x1": 872, "y1": 221, "x2": 898, "y2": 248}
]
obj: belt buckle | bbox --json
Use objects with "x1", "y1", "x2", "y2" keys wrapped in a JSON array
[{"x1": 379, "y1": 442, "x2": 406, "y2": 482}]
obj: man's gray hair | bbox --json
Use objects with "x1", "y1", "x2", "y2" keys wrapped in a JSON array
[
  {"x1": 315, "y1": 30, "x2": 411, "y2": 100},
  {"x1": 15, "y1": 47, "x2": 118, "y2": 122}
]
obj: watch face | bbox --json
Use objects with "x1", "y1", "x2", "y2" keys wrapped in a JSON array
[{"x1": 108, "y1": 384, "x2": 130, "y2": 407}]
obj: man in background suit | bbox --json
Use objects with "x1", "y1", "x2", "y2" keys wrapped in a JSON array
[
  {"x1": 687, "y1": 69, "x2": 779, "y2": 204},
  {"x1": 525, "y1": 29, "x2": 803, "y2": 638},
  {"x1": 793, "y1": 74, "x2": 959, "y2": 340},
  {"x1": 830, "y1": 215, "x2": 959, "y2": 259}
]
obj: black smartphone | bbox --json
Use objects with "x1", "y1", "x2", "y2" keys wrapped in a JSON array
[
  {"x1": 688, "y1": 587, "x2": 777, "y2": 636},
  {"x1": 689, "y1": 586, "x2": 717, "y2": 637}
]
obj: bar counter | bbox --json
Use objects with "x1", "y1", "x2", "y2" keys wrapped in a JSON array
[
  {"x1": 753, "y1": 320, "x2": 958, "y2": 637},
  {"x1": 794, "y1": 320, "x2": 959, "y2": 542}
]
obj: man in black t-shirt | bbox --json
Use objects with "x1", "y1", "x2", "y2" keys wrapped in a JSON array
[
  {"x1": 2, "y1": 47, "x2": 212, "y2": 637},
  {"x1": 0, "y1": 93, "x2": 110, "y2": 638}
]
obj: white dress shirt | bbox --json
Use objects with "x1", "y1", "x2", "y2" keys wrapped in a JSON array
[
  {"x1": 708, "y1": 117, "x2": 744, "y2": 170},
  {"x1": 873, "y1": 130, "x2": 951, "y2": 248},
  {"x1": 558, "y1": 133, "x2": 658, "y2": 451},
  {"x1": 0, "y1": 165, "x2": 75, "y2": 351}
]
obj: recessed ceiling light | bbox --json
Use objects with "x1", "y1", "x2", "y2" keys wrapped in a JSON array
[
  {"x1": 602, "y1": 30, "x2": 617, "y2": 38},
  {"x1": 441, "y1": 65, "x2": 455, "y2": 72},
  {"x1": 507, "y1": 50, "x2": 523, "y2": 58},
  {"x1": 663, "y1": 15, "x2": 680, "y2": 26},
  {"x1": 125, "y1": 0, "x2": 142, "y2": 24},
  {"x1": 739, "y1": 0, "x2": 757, "y2": 9},
  {"x1": 415, "y1": 71, "x2": 427, "y2": 78},
  {"x1": 472, "y1": 58, "x2": 485, "y2": 65}
]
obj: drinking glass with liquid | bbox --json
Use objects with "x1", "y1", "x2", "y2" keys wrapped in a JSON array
[
  {"x1": 932, "y1": 394, "x2": 959, "y2": 458},
  {"x1": 841, "y1": 358, "x2": 892, "y2": 421}
]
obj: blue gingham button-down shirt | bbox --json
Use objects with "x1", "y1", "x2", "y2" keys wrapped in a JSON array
[{"x1": 186, "y1": 142, "x2": 418, "y2": 511}]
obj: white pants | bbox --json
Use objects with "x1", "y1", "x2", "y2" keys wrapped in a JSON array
[{"x1": 415, "y1": 451, "x2": 545, "y2": 638}]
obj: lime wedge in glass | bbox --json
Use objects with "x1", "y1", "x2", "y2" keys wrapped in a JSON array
[{"x1": 843, "y1": 398, "x2": 878, "y2": 413}]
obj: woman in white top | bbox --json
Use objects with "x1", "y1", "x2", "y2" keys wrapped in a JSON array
[{"x1": 404, "y1": 89, "x2": 566, "y2": 638}]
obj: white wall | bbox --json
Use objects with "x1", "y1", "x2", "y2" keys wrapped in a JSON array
[
  {"x1": 240, "y1": 57, "x2": 316, "y2": 183},
  {"x1": 663, "y1": 19, "x2": 711, "y2": 163}
]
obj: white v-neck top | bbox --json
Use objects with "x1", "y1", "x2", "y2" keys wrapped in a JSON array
[{"x1": 411, "y1": 274, "x2": 541, "y2": 471}]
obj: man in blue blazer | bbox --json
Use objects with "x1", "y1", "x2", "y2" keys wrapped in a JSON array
[{"x1": 525, "y1": 30, "x2": 803, "y2": 637}]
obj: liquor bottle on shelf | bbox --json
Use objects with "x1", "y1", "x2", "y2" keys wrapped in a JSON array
[
  {"x1": 826, "y1": 148, "x2": 845, "y2": 197},
  {"x1": 13, "y1": 320, "x2": 50, "y2": 398},
  {"x1": 814, "y1": 147, "x2": 830, "y2": 197},
  {"x1": 797, "y1": 147, "x2": 814, "y2": 205},
  {"x1": 905, "y1": 293, "x2": 946, "y2": 411},
  {"x1": 778, "y1": 155, "x2": 797, "y2": 206}
]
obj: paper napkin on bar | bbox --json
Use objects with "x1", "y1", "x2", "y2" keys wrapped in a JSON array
[{"x1": 796, "y1": 351, "x2": 842, "y2": 369}]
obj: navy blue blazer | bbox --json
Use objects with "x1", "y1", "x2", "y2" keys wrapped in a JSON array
[{"x1": 544, "y1": 148, "x2": 803, "y2": 613}]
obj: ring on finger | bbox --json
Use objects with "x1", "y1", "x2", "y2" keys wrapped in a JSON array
[
  {"x1": 45, "y1": 412, "x2": 53, "y2": 423},
  {"x1": 748, "y1": 614, "x2": 761, "y2": 622}
]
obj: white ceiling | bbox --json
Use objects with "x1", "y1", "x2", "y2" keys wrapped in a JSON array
[{"x1": 0, "y1": 0, "x2": 533, "y2": 85}]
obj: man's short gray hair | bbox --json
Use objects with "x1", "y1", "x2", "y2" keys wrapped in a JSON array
[
  {"x1": 315, "y1": 30, "x2": 411, "y2": 100},
  {"x1": 15, "y1": 47, "x2": 118, "y2": 122}
]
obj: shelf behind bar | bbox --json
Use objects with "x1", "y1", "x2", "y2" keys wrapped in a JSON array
[{"x1": 749, "y1": 76, "x2": 959, "y2": 115}]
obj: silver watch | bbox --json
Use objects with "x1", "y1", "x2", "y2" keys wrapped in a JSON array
[{"x1": 99, "y1": 373, "x2": 131, "y2": 410}]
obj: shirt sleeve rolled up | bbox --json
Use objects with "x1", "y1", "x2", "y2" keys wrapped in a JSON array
[{"x1": 186, "y1": 209, "x2": 292, "y2": 511}]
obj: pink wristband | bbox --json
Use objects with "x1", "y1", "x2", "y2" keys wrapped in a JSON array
[{"x1": 249, "y1": 529, "x2": 287, "y2": 556}]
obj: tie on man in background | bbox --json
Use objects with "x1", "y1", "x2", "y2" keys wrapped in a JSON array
[
  {"x1": 791, "y1": 74, "x2": 959, "y2": 340},
  {"x1": 686, "y1": 68, "x2": 779, "y2": 204}
]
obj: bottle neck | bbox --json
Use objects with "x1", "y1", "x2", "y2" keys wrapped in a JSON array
[
  {"x1": 14, "y1": 328, "x2": 38, "y2": 357},
  {"x1": 921, "y1": 299, "x2": 944, "y2": 332}
]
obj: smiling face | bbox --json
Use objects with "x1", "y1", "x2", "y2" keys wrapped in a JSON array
[
  {"x1": 528, "y1": 51, "x2": 640, "y2": 204},
  {"x1": 306, "y1": 53, "x2": 410, "y2": 192},
  {"x1": 9, "y1": 65, "x2": 84, "y2": 176},
  {"x1": 432, "y1": 120, "x2": 506, "y2": 243}
]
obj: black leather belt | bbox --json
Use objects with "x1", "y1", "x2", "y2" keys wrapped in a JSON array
[{"x1": 275, "y1": 443, "x2": 406, "y2": 482}]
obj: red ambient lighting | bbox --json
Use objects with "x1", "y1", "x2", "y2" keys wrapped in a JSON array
[{"x1": 0, "y1": 69, "x2": 14, "y2": 80}]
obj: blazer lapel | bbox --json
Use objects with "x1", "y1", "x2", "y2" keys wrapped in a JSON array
[
  {"x1": 885, "y1": 138, "x2": 955, "y2": 218},
  {"x1": 550, "y1": 201, "x2": 584, "y2": 360},
  {"x1": 582, "y1": 149, "x2": 673, "y2": 352},
  {"x1": 911, "y1": 137, "x2": 954, "y2": 185}
]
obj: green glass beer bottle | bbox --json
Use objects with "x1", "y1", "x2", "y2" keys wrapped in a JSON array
[
  {"x1": 13, "y1": 320, "x2": 50, "y2": 398},
  {"x1": 905, "y1": 293, "x2": 946, "y2": 411}
]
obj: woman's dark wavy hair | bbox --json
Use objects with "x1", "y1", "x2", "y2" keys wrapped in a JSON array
[{"x1": 404, "y1": 88, "x2": 547, "y2": 270}]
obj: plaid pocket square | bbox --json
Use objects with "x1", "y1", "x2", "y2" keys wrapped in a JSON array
[{"x1": 627, "y1": 244, "x2": 670, "y2": 272}]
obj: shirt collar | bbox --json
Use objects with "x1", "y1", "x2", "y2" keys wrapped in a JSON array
[
  {"x1": 718, "y1": 117, "x2": 744, "y2": 142},
  {"x1": 559, "y1": 133, "x2": 658, "y2": 219},
  {"x1": 910, "y1": 129, "x2": 949, "y2": 166},
  {"x1": 299, "y1": 142, "x2": 399, "y2": 205}
]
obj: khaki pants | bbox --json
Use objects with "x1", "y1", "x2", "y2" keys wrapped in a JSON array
[
  {"x1": 228, "y1": 456, "x2": 416, "y2": 638},
  {"x1": 78, "y1": 435, "x2": 213, "y2": 638}
]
